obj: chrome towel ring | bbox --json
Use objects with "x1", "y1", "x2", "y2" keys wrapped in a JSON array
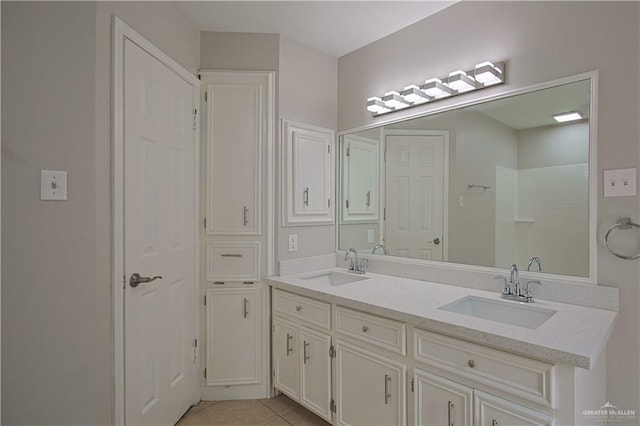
[{"x1": 605, "y1": 218, "x2": 640, "y2": 260}]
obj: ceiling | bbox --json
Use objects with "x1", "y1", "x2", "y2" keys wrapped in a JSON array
[{"x1": 175, "y1": 1, "x2": 456, "y2": 58}]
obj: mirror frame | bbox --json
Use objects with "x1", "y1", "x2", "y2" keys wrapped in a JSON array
[{"x1": 336, "y1": 71, "x2": 598, "y2": 284}]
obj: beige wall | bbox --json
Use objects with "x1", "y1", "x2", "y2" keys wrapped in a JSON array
[
  {"x1": 2, "y1": 2, "x2": 200, "y2": 424},
  {"x1": 338, "y1": 1, "x2": 640, "y2": 418},
  {"x1": 200, "y1": 31, "x2": 279, "y2": 71}
]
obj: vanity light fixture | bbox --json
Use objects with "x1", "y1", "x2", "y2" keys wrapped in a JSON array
[
  {"x1": 366, "y1": 60, "x2": 506, "y2": 116},
  {"x1": 422, "y1": 78, "x2": 455, "y2": 99},
  {"x1": 366, "y1": 96, "x2": 392, "y2": 114},
  {"x1": 474, "y1": 61, "x2": 504, "y2": 86},
  {"x1": 553, "y1": 110, "x2": 583, "y2": 123},
  {"x1": 448, "y1": 70, "x2": 476, "y2": 92},
  {"x1": 401, "y1": 85, "x2": 432, "y2": 104},
  {"x1": 383, "y1": 91, "x2": 411, "y2": 109}
]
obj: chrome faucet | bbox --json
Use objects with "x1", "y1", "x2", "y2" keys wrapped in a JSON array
[
  {"x1": 344, "y1": 248, "x2": 367, "y2": 274},
  {"x1": 372, "y1": 244, "x2": 387, "y2": 255},
  {"x1": 527, "y1": 257, "x2": 544, "y2": 272},
  {"x1": 495, "y1": 264, "x2": 540, "y2": 303}
]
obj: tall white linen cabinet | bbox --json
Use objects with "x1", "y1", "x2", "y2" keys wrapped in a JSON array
[{"x1": 200, "y1": 71, "x2": 274, "y2": 400}]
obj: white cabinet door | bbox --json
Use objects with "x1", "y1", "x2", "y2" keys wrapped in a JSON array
[
  {"x1": 414, "y1": 369, "x2": 473, "y2": 426},
  {"x1": 336, "y1": 341, "x2": 406, "y2": 426},
  {"x1": 273, "y1": 317, "x2": 300, "y2": 399},
  {"x1": 282, "y1": 120, "x2": 335, "y2": 226},
  {"x1": 204, "y1": 72, "x2": 269, "y2": 235},
  {"x1": 300, "y1": 327, "x2": 332, "y2": 422},
  {"x1": 342, "y1": 134, "x2": 380, "y2": 223},
  {"x1": 205, "y1": 287, "x2": 261, "y2": 386},
  {"x1": 474, "y1": 390, "x2": 555, "y2": 426}
]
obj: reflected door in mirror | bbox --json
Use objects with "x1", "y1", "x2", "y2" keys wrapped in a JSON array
[{"x1": 385, "y1": 131, "x2": 448, "y2": 260}]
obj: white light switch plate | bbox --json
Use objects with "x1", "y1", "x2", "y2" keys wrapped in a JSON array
[
  {"x1": 288, "y1": 234, "x2": 298, "y2": 252},
  {"x1": 367, "y1": 229, "x2": 375, "y2": 243},
  {"x1": 41, "y1": 170, "x2": 67, "y2": 200},
  {"x1": 604, "y1": 168, "x2": 637, "y2": 197}
]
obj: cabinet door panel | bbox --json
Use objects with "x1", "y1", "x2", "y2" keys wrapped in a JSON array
[
  {"x1": 474, "y1": 390, "x2": 555, "y2": 426},
  {"x1": 283, "y1": 120, "x2": 335, "y2": 225},
  {"x1": 336, "y1": 341, "x2": 406, "y2": 426},
  {"x1": 206, "y1": 288, "x2": 260, "y2": 386},
  {"x1": 205, "y1": 73, "x2": 267, "y2": 235},
  {"x1": 273, "y1": 317, "x2": 300, "y2": 399},
  {"x1": 300, "y1": 327, "x2": 332, "y2": 422},
  {"x1": 414, "y1": 369, "x2": 472, "y2": 426}
]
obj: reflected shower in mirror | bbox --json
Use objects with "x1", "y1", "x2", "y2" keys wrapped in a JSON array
[{"x1": 338, "y1": 78, "x2": 592, "y2": 278}]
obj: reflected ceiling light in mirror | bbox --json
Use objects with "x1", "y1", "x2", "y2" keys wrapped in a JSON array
[
  {"x1": 366, "y1": 96, "x2": 391, "y2": 114},
  {"x1": 422, "y1": 78, "x2": 455, "y2": 99},
  {"x1": 553, "y1": 110, "x2": 583, "y2": 123},
  {"x1": 401, "y1": 85, "x2": 431, "y2": 104},
  {"x1": 448, "y1": 70, "x2": 476, "y2": 92},
  {"x1": 366, "y1": 60, "x2": 506, "y2": 116},
  {"x1": 474, "y1": 61, "x2": 504, "y2": 86},
  {"x1": 383, "y1": 91, "x2": 411, "y2": 109}
]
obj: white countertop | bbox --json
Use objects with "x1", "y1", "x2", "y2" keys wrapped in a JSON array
[{"x1": 267, "y1": 268, "x2": 618, "y2": 369}]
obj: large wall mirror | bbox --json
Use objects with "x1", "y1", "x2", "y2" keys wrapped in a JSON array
[{"x1": 338, "y1": 74, "x2": 596, "y2": 279}]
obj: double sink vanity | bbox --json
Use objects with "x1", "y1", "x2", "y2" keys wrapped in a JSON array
[{"x1": 267, "y1": 258, "x2": 618, "y2": 426}]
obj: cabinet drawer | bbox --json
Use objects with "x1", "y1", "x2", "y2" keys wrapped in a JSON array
[
  {"x1": 415, "y1": 329, "x2": 555, "y2": 408},
  {"x1": 335, "y1": 306, "x2": 406, "y2": 355},
  {"x1": 474, "y1": 390, "x2": 555, "y2": 425},
  {"x1": 273, "y1": 290, "x2": 330, "y2": 330},
  {"x1": 206, "y1": 241, "x2": 261, "y2": 282}
]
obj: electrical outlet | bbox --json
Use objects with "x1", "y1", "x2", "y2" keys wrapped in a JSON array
[
  {"x1": 367, "y1": 229, "x2": 375, "y2": 243},
  {"x1": 288, "y1": 234, "x2": 298, "y2": 252},
  {"x1": 604, "y1": 168, "x2": 637, "y2": 197}
]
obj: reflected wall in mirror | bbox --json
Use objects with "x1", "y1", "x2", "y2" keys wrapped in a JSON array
[{"x1": 338, "y1": 77, "x2": 593, "y2": 278}]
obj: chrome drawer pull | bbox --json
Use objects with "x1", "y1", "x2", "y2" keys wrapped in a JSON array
[
  {"x1": 384, "y1": 374, "x2": 391, "y2": 404},
  {"x1": 295, "y1": 306, "x2": 302, "y2": 312},
  {"x1": 448, "y1": 400, "x2": 455, "y2": 426},
  {"x1": 362, "y1": 325, "x2": 369, "y2": 333},
  {"x1": 286, "y1": 333, "x2": 293, "y2": 356},
  {"x1": 467, "y1": 359, "x2": 475, "y2": 368},
  {"x1": 243, "y1": 206, "x2": 249, "y2": 226},
  {"x1": 221, "y1": 253, "x2": 243, "y2": 258},
  {"x1": 366, "y1": 190, "x2": 371, "y2": 207},
  {"x1": 243, "y1": 298, "x2": 249, "y2": 319},
  {"x1": 303, "y1": 187, "x2": 309, "y2": 206},
  {"x1": 303, "y1": 341, "x2": 310, "y2": 364}
]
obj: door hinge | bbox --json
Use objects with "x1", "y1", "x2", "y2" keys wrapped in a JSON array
[
  {"x1": 193, "y1": 109, "x2": 198, "y2": 130},
  {"x1": 328, "y1": 199, "x2": 331, "y2": 208},
  {"x1": 384, "y1": 148, "x2": 387, "y2": 162},
  {"x1": 330, "y1": 399, "x2": 336, "y2": 413},
  {"x1": 383, "y1": 207, "x2": 386, "y2": 221},
  {"x1": 411, "y1": 378, "x2": 414, "y2": 393},
  {"x1": 329, "y1": 345, "x2": 336, "y2": 358},
  {"x1": 346, "y1": 200, "x2": 349, "y2": 209},
  {"x1": 204, "y1": 91, "x2": 208, "y2": 102},
  {"x1": 346, "y1": 146, "x2": 350, "y2": 156},
  {"x1": 203, "y1": 217, "x2": 207, "y2": 229},
  {"x1": 272, "y1": 369, "x2": 275, "y2": 377},
  {"x1": 328, "y1": 144, "x2": 331, "y2": 154},
  {"x1": 204, "y1": 295, "x2": 207, "y2": 306},
  {"x1": 194, "y1": 339, "x2": 198, "y2": 348},
  {"x1": 204, "y1": 368, "x2": 207, "y2": 379}
]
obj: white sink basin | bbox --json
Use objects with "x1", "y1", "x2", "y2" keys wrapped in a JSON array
[
  {"x1": 439, "y1": 296, "x2": 557, "y2": 329},
  {"x1": 301, "y1": 271, "x2": 369, "y2": 286}
]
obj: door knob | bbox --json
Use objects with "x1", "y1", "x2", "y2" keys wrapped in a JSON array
[
  {"x1": 129, "y1": 273, "x2": 162, "y2": 288},
  {"x1": 433, "y1": 238, "x2": 441, "y2": 245}
]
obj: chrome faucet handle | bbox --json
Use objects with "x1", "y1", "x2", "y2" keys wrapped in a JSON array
[
  {"x1": 358, "y1": 258, "x2": 368, "y2": 274},
  {"x1": 525, "y1": 279, "x2": 542, "y2": 297},
  {"x1": 495, "y1": 276, "x2": 510, "y2": 295}
]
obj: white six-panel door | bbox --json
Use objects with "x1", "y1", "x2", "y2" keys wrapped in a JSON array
[
  {"x1": 124, "y1": 39, "x2": 196, "y2": 425},
  {"x1": 384, "y1": 132, "x2": 447, "y2": 261}
]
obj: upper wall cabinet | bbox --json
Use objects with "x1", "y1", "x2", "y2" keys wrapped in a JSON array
[
  {"x1": 204, "y1": 71, "x2": 270, "y2": 235},
  {"x1": 282, "y1": 120, "x2": 335, "y2": 226},
  {"x1": 341, "y1": 134, "x2": 380, "y2": 223}
]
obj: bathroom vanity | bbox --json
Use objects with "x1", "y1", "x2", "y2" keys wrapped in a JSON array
[{"x1": 267, "y1": 267, "x2": 617, "y2": 426}]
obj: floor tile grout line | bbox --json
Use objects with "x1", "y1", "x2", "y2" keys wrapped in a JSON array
[{"x1": 257, "y1": 397, "x2": 297, "y2": 421}]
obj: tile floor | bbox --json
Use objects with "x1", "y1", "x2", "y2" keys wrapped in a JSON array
[{"x1": 176, "y1": 394, "x2": 331, "y2": 425}]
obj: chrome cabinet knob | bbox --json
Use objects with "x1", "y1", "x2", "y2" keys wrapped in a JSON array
[{"x1": 467, "y1": 359, "x2": 475, "y2": 368}]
